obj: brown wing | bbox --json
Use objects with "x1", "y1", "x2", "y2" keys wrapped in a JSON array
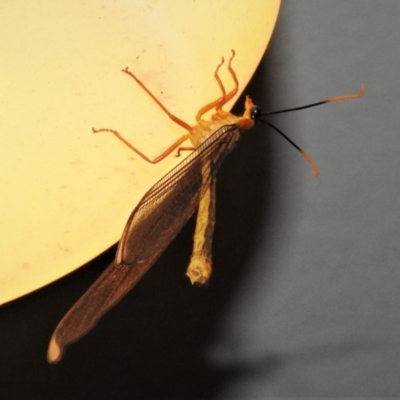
[{"x1": 47, "y1": 124, "x2": 240, "y2": 363}]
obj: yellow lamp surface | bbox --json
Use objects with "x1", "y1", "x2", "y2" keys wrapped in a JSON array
[{"x1": 0, "y1": 0, "x2": 280, "y2": 304}]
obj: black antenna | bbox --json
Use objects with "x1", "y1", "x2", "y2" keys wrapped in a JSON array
[{"x1": 252, "y1": 83, "x2": 366, "y2": 176}]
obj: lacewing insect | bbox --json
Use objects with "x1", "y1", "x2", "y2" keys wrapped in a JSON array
[{"x1": 47, "y1": 50, "x2": 365, "y2": 363}]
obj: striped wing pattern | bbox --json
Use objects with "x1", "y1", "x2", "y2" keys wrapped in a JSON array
[{"x1": 48, "y1": 124, "x2": 240, "y2": 362}]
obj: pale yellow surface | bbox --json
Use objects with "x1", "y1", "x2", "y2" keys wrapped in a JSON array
[{"x1": 0, "y1": 0, "x2": 280, "y2": 304}]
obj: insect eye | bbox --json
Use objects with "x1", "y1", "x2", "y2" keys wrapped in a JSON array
[{"x1": 250, "y1": 106, "x2": 262, "y2": 121}]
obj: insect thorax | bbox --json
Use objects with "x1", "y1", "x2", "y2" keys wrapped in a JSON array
[{"x1": 190, "y1": 110, "x2": 248, "y2": 147}]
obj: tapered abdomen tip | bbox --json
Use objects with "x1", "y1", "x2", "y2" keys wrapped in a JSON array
[{"x1": 47, "y1": 336, "x2": 62, "y2": 364}]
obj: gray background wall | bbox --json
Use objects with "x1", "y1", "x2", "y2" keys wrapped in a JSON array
[{"x1": 214, "y1": 0, "x2": 400, "y2": 397}]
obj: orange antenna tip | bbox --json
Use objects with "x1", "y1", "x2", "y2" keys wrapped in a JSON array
[
  {"x1": 327, "y1": 83, "x2": 366, "y2": 103},
  {"x1": 301, "y1": 150, "x2": 319, "y2": 177}
]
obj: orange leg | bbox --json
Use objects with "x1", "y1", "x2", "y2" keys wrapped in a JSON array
[
  {"x1": 92, "y1": 128, "x2": 190, "y2": 164},
  {"x1": 216, "y1": 49, "x2": 239, "y2": 109},
  {"x1": 196, "y1": 49, "x2": 239, "y2": 121},
  {"x1": 92, "y1": 66, "x2": 195, "y2": 164},
  {"x1": 175, "y1": 146, "x2": 196, "y2": 157},
  {"x1": 122, "y1": 67, "x2": 192, "y2": 132}
]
